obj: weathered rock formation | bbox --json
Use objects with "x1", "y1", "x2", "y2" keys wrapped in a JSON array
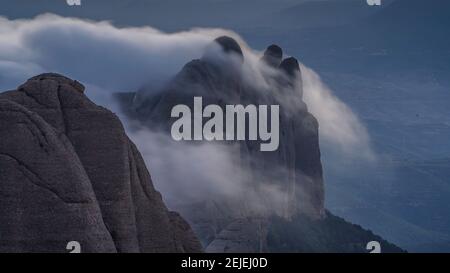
[
  {"x1": 116, "y1": 37, "x2": 404, "y2": 253},
  {"x1": 0, "y1": 73, "x2": 202, "y2": 253},
  {"x1": 261, "y1": 44, "x2": 283, "y2": 68},
  {"x1": 117, "y1": 37, "x2": 324, "y2": 249}
]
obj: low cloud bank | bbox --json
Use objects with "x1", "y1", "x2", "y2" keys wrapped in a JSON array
[{"x1": 0, "y1": 14, "x2": 374, "y2": 211}]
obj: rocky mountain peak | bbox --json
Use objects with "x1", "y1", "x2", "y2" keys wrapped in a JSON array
[
  {"x1": 116, "y1": 38, "x2": 326, "y2": 250},
  {"x1": 0, "y1": 74, "x2": 202, "y2": 253},
  {"x1": 214, "y1": 36, "x2": 243, "y2": 59},
  {"x1": 279, "y1": 57, "x2": 300, "y2": 78},
  {"x1": 262, "y1": 44, "x2": 283, "y2": 67},
  {"x1": 20, "y1": 73, "x2": 86, "y2": 94},
  {"x1": 202, "y1": 36, "x2": 245, "y2": 67}
]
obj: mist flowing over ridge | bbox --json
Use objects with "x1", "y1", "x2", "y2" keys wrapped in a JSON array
[
  {"x1": 0, "y1": 14, "x2": 374, "y2": 167},
  {"x1": 0, "y1": 13, "x2": 400, "y2": 253},
  {"x1": 1, "y1": 0, "x2": 449, "y2": 253}
]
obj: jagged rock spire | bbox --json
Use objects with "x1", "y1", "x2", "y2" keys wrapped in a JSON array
[
  {"x1": 261, "y1": 44, "x2": 283, "y2": 67},
  {"x1": 214, "y1": 36, "x2": 243, "y2": 59},
  {"x1": 279, "y1": 57, "x2": 300, "y2": 78}
]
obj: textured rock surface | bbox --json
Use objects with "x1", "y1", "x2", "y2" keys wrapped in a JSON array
[
  {"x1": 116, "y1": 37, "x2": 403, "y2": 253},
  {"x1": 0, "y1": 73, "x2": 202, "y2": 253},
  {"x1": 117, "y1": 37, "x2": 325, "y2": 250},
  {"x1": 134, "y1": 37, "x2": 325, "y2": 219}
]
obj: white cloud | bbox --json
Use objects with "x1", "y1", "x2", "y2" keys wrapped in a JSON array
[
  {"x1": 302, "y1": 66, "x2": 375, "y2": 161},
  {"x1": 0, "y1": 14, "x2": 374, "y2": 213}
]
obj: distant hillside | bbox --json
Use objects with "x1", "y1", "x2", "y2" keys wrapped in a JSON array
[
  {"x1": 361, "y1": 0, "x2": 450, "y2": 49},
  {"x1": 370, "y1": 0, "x2": 450, "y2": 29},
  {"x1": 268, "y1": 212, "x2": 405, "y2": 253},
  {"x1": 266, "y1": 0, "x2": 384, "y2": 29},
  {"x1": 263, "y1": 0, "x2": 450, "y2": 73}
]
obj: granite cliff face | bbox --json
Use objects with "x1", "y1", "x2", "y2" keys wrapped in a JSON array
[
  {"x1": 0, "y1": 73, "x2": 202, "y2": 253},
  {"x1": 130, "y1": 37, "x2": 324, "y2": 219},
  {"x1": 118, "y1": 37, "x2": 324, "y2": 251},
  {"x1": 116, "y1": 36, "x2": 404, "y2": 253}
]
